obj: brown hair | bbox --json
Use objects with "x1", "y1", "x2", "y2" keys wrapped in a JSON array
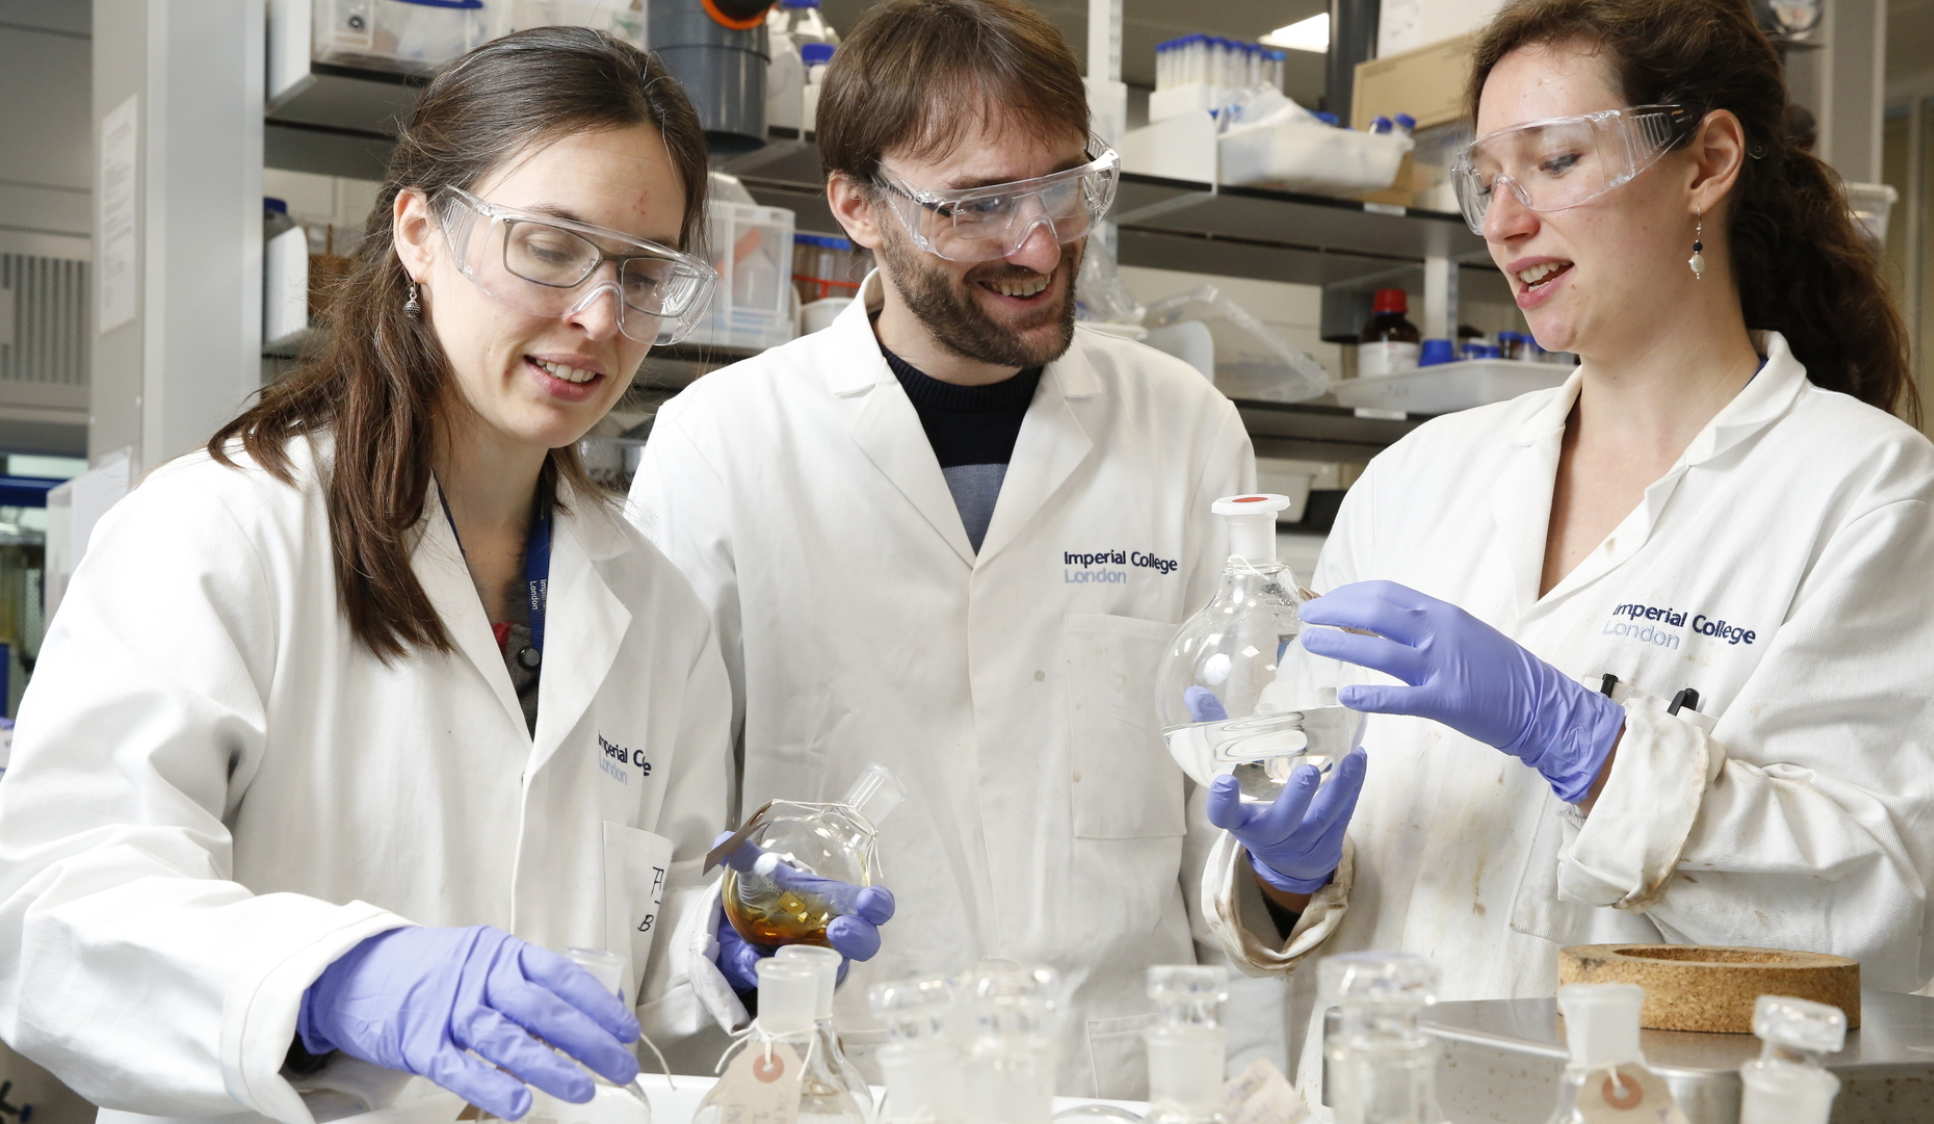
[
  {"x1": 816, "y1": 0, "x2": 1089, "y2": 183},
  {"x1": 1469, "y1": 0, "x2": 1918, "y2": 426},
  {"x1": 210, "y1": 27, "x2": 709, "y2": 661}
]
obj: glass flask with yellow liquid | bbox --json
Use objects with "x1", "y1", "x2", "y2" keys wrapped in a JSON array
[
  {"x1": 1157, "y1": 494, "x2": 1363, "y2": 803},
  {"x1": 722, "y1": 763, "x2": 905, "y2": 948}
]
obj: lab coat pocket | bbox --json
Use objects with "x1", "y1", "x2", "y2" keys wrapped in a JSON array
[
  {"x1": 1063, "y1": 612, "x2": 1187, "y2": 841},
  {"x1": 601, "y1": 821, "x2": 676, "y2": 1005},
  {"x1": 1083, "y1": 1012, "x2": 1155, "y2": 1100}
]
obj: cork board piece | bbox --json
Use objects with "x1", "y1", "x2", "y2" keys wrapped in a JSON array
[{"x1": 1559, "y1": 944, "x2": 1860, "y2": 1034}]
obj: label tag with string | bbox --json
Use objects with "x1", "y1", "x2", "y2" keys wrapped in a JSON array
[
  {"x1": 709, "y1": 1036, "x2": 805, "y2": 1123},
  {"x1": 1573, "y1": 1065, "x2": 1683, "y2": 1123}
]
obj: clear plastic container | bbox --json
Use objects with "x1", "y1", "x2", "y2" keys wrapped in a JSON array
[
  {"x1": 481, "y1": 948, "x2": 654, "y2": 1124},
  {"x1": 1157, "y1": 494, "x2": 1362, "y2": 803},
  {"x1": 1322, "y1": 952, "x2": 1448, "y2": 1124},
  {"x1": 689, "y1": 199, "x2": 797, "y2": 351},
  {"x1": 312, "y1": 0, "x2": 494, "y2": 73},
  {"x1": 722, "y1": 764, "x2": 904, "y2": 949},
  {"x1": 1143, "y1": 286, "x2": 1329, "y2": 404}
]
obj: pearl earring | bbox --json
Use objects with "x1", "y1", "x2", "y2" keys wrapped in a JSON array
[{"x1": 1688, "y1": 214, "x2": 1705, "y2": 281}]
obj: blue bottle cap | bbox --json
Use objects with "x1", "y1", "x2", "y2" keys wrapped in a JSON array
[
  {"x1": 1371, "y1": 116, "x2": 1393, "y2": 134},
  {"x1": 1418, "y1": 338, "x2": 1456, "y2": 366},
  {"x1": 1314, "y1": 111, "x2": 1340, "y2": 126},
  {"x1": 1395, "y1": 113, "x2": 1417, "y2": 131},
  {"x1": 801, "y1": 42, "x2": 836, "y2": 65}
]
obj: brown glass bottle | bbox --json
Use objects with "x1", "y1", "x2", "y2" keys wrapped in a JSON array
[{"x1": 1359, "y1": 289, "x2": 1421, "y2": 378}]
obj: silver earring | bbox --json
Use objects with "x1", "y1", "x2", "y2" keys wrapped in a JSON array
[
  {"x1": 404, "y1": 282, "x2": 422, "y2": 318},
  {"x1": 1688, "y1": 214, "x2": 1706, "y2": 281}
]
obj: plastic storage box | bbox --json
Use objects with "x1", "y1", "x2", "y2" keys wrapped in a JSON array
[
  {"x1": 1329, "y1": 358, "x2": 1568, "y2": 415},
  {"x1": 690, "y1": 200, "x2": 797, "y2": 352},
  {"x1": 1144, "y1": 286, "x2": 1330, "y2": 404},
  {"x1": 312, "y1": 0, "x2": 495, "y2": 73},
  {"x1": 1220, "y1": 121, "x2": 1411, "y2": 195},
  {"x1": 1844, "y1": 181, "x2": 1898, "y2": 244}
]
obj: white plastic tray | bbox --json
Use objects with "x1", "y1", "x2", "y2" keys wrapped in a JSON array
[
  {"x1": 1219, "y1": 121, "x2": 1411, "y2": 195},
  {"x1": 1329, "y1": 359, "x2": 1570, "y2": 415}
]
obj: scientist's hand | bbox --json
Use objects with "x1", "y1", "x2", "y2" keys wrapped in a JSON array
[
  {"x1": 297, "y1": 925, "x2": 641, "y2": 1121},
  {"x1": 711, "y1": 832, "x2": 896, "y2": 994},
  {"x1": 1299, "y1": 580, "x2": 1625, "y2": 803},
  {"x1": 1207, "y1": 748, "x2": 1367, "y2": 895}
]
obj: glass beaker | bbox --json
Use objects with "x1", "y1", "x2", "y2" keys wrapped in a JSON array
[
  {"x1": 723, "y1": 764, "x2": 905, "y2": 948},
  {"x1": 482, "y1": 947, "x2": 652, "y2": 1124},
  {"x1": 1157, "y1": 495, "x2": 1363, "y2": 803}
]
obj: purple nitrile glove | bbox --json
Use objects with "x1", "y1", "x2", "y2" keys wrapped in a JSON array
[
  {"x1": 712, "y1": 831, "x2": 896, "y2": 994},
  {"x1": 1298, "y1": 580, "x2": 1626, "y2": 803},
  {"x1": 298, "y1": 925, "x2": 641, "y2": 1121},
  {"x1": 1207, "y1": 748, "x2": 1367, "y2": 895}
]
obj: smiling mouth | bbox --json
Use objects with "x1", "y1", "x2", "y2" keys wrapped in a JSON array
[
  {"x1": 974, "y1": 271, "x2": 1053, "y2": 301},
  {"x1": 1516, "y1": 261, "x2": 1573, "y2": 290},
  {"x1": 527, "y1": 356, "x2": 604, "y2": 385}
]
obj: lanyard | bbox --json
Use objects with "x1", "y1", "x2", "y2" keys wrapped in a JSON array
[{"x1": 520, "y1": 495, "x2": 552, "y2": 669}]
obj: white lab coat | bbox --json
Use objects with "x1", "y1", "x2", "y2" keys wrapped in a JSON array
[
  {"x1": 0, "y1": 435, "x2": 735, "y2": 1123},
  {"x1": 1202, "y1": 332, "x2": 1934, "y2": 1089},
  {"x1": 627, "y1": 274, "x2": 1286, "y2": 1098}
]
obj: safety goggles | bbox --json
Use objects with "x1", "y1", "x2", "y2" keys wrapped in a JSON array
[
  {"x1": 435, "y1": 186, "x2": 717, "y2": 346},
  {"x1": 872, "y1": 141, "x2": 1121, "y2": 262},
  {"x1": 1451, "y1": 104, "x2": 1699, "y2": 235}
]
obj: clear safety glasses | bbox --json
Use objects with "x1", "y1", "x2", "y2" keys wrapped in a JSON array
[
  {"x1": 872, "y1": 141, "x2": 1121, "y2": 262},
  {"x1": 435, "y1": 186, "x2": 717, "y2": 346},
  {"x1": 1451, "y1": 104, "x2": 1699, "y2": 235}
]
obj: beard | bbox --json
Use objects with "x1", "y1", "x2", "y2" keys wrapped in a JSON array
[{"x1": 873, "y1": 222, "x2": 1083, "y2": 369}]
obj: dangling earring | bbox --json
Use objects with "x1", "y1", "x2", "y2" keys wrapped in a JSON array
[
  {"x1": 1688, "y1": 214, "x2": 1706, "y2": 281},
  {"x1": 404, "y1": 281, "x2": 422, "y2": 319}
]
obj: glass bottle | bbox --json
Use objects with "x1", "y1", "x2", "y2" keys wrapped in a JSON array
[
  {"x1": 1357, "y1": 290, "x2": 1420, "y2": 378},
  {"x1": 694, "y1": 958, "x2": 870, "y2": 1124},
  {"x1": 1157, "y1": 494, "x2": 1363, "y2": 803},
  {"x1": 485, "y1": 947, "x2": 653, "y2": 1124},
  {"x1": 1546, "y1": 984, "x2": 1687, "y2": 1124},
  {"x1": 722, "y1": 763, "x2": 905, "y2": 949},
  {"x1": 1321, "y1": 951, "x2": 1447, "y2": 1124},
  {"x1": 870, "y1": 973, "x2": 966, "y2": 1124},
  {"x1": 961, "y1": 962, "x2": 1061, "y2": 1124},
  {"x1": 1738, "y1": 994, "x2": 1847, "y2": 1124},
  {"x1": 776, "y1": 944, "x2": 877, "y2": 1121},
  {"x1": 1144, "y1": 966, "x2": 1230, "y2": 1124}
]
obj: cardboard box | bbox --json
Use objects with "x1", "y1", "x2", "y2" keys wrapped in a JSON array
[{"x1": 1351, "y1": 32, "x2": 1479, "y2": 133}]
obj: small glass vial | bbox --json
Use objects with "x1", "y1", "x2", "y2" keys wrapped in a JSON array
[
  {"x1": 777, "y1": 945, "x2": 876, "y2": 1122},
  {"x1": 1144, "y1": 966, "x2": 1230, "y2": 1124},
  {"x1": 961, "y1": 962, "x2": 1061, "y2": 1124},
  {"x1": 1547, "y1": 984, "x2": 1687, "y2": 1124},
  {"x1": 870, "y1": 973, "x2": 966, "y2": 1124},
  {"x1": 485, "y1": 947, "x2": 653, "y2": 1124},
  {"x1": 723, "y1": 763, "x2": 905, "y2": 949},
  {"x1": 1739, "y1": 994, "x2": 1847, "y2": 1124},
  {"x1": 1322, "y1": 952, "x2": 1447, "y2": 1124}
]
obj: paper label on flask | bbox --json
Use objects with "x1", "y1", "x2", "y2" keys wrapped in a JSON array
[{"x1": 709, "y1": 1039, "x2": 805, "y2": 1124}]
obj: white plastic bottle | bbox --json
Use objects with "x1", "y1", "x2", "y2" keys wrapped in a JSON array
[
  {"x1": 1739, "y1": 994, "x2": 1847, "y2": 1124},
  {"x1": 765, "y1": 23, "x2": 804, "y2": 131},
  {"x1": 773, "y1": 0, "x2": 837, "y2": 48},
  {"x1": 801, "y1": 42, "x2": 836, "y2": 133}
]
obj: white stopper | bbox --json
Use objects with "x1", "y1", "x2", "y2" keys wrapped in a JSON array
[
  {"x1": 1558, "y1": 983, "x2": 1645, "y2": 1070},
  {"x1": 777, "y1": 944, "x2": 842, "y2": 1021},
  {"x1": 1148, "y1": 964, "x2": 1229, "y2": 1028},
  {"x1": 756, "y1": 957, "x2": 820, "y2": 1036},
  {"x1": 1754, "y1": 995, "x2": 1848, "y2": 1056},
  {"x1": 1212, "y1": 494, "x2": 1292, "y2": 565},
  {"x1": 840, "y1": 762, "x2": 907, "y2": 828}
]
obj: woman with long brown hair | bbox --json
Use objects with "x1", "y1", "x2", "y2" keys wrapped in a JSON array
[
  {"x1": 0, "y1": 27, "x2": 887, "y2": 1122},
  {"x1": 1203, "y1": 0, "x2": 1934, "y2": 1087}
]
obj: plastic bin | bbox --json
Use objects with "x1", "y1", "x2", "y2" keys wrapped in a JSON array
[
  {"x1": 1219, "y1": 120, "x2": 1411, "y2": 195},
  {"x1": 1143, "y1": 285, "x2": 1330, "y2": 404},
  {"x1": 689, "y1": 199, "x2": 797, "y2": 351},
  {"x1": 1329, "y1": 358, "x2": 1567, "y2": 415},
  {"x1": 313, "y1": 0, "x2": 495, "y2": 73},
  {"x1": 1845, "y1": 182, "x2": 1897, "y2": 244}
]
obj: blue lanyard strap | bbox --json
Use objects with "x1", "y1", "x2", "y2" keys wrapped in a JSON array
[{"x1": 524, "y1": 491, "x2": 552, "y2": 657}]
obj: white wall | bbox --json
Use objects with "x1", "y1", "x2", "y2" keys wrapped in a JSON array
[{"x1": 0, "y1": 1, "x2": 92, "y2": 240}]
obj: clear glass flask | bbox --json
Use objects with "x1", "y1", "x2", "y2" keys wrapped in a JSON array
[
  {"x1": 1144, "y1": 965, "x2": 1230, "y2": 1124},
  {"x1": 776, "y1": 944, "x2": 877, "y2": 1121},
  {"x1": 1158, "y1": 494, "x2": 1363, "y2": 802},
  {"x1": 1322, "y1": 951, "x2": 1447, "y2": 1124},
  {"x1": 871, "y1": 972, "x2": 966, "y2": 1124},
  {"x1": 723, "y1": 764, "x2": 905, "y2": 948},
  {"x1": 961, "y1": 962, "x2": 1061, "y2": 1124},
  {"x1": 1546, "y1": 984, "x2": 1687, "y2": 1124},
  {"x1": 1738, "y1": 994, "x2": 1847, "y2": 1124},
  {"x1": 484, "y1": 947, "x2": 652, "y2": 1124},
  {"x1": 694, "y1": 957, "x2": 871, "y2": 1124}
]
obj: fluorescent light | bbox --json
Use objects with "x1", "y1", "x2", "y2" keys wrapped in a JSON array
[{"x1": 1262, "y1": 12, "x2": 1329, "y2": 53}]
